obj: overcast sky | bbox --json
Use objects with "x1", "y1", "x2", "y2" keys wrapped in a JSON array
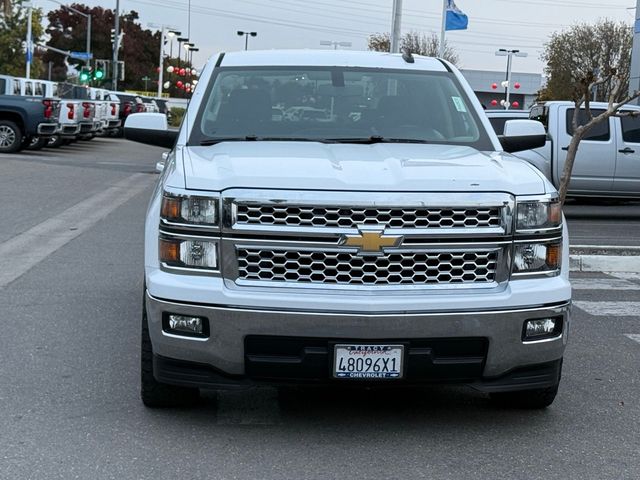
[{"x1": 39, "y1": 0, "x2": 635, "y2": 74}]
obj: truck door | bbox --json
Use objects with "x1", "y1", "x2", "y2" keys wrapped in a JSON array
[
  {"x1": 556, "y1": 106, "x2": 616, "y2": 193},
  {"x1": 614, "y1": 112, "x2": 640, "y2": 194}
]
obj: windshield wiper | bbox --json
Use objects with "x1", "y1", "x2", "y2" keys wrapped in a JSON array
[
  {"x1": 323, "y1": 136, "x2": 433, "y2": 144},
  {"x1": 200, "y1": 135, "x2": 259, "y2": 146},
  {"x1": 200, "y1": 136, "x2": 324, "y2": 146}
]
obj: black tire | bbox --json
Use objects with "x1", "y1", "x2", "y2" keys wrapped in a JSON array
[
  {"x1": 48, "y1": 135, "x2": 65, "y2": 148},
  {"x1": 141, "y1": 300, "x2": 200, "y2": 408},
  {"x1": 490, "y1": 383, "x2": 559, "y2": 409},
  {"x1": 0, "y1": 120, "x2": 24, "y2": 153},
  {"x1": 27, "y1": 136, "x2": 48, "y2": 150}
]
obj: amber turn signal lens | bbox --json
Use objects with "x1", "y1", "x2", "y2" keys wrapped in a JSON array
[
  {"x1": 161, "y1": 196, "x2": 182, "y2": 221},
  {"x1": 549, "y1": 202, "x2": 562, "y2": 225},
  {"x1": 546, "y1": 243, "x2": 561, "y2": 269},
  {"x1": 159, "y1": 238, "x2": 180, "y2": 262}
]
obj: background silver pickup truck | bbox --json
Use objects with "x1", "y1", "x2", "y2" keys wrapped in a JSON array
[{"x1": 490, "y1": 102, "x2": 640, "y2": 198}]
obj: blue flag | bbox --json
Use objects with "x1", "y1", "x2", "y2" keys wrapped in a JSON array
[{"x1": 445, "y1": 0, "x2": 468, "y2": 31}]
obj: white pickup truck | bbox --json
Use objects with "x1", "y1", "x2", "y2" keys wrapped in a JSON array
[
  {"x1": 124, "y1": 50, "x2": 571, "y2": 410},
  {"x1": 495, "y1": 101, "x2": 640, "y2": 198}
]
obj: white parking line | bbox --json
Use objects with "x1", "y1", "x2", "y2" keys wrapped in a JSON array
[
  {"x1": 570, "y1": 278, "x2": 640, "y2": 291},
  {"x1": 609, "y1": 272, "x2": 640, "y2": 282},
  {"x1": 0, "y1": 174, "x2": 153, "y2": 288},
  {"x1": 573, "y1": 301, "x2": 640, "y2": 317},
  {"x1": 624, "y1": 334, "x2": 640, "y2": 344}
]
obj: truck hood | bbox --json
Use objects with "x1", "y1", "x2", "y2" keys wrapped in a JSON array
[{"x1": 181, "y1": 142, "x2": 546, "y2": 194}]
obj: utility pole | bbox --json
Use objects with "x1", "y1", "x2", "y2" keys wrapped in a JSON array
[
  {"x1": 112, "y1": 0, "x2": 120, "y2": 91},
  {"x1": 630, "y1": 0, "x2": 640, "y2": 102},
  {"x1": 495, "y1": 49, "x2": 527, "y2": 110},
  {"x1": 390, "y1": 0, "x2": 402, "y2": 53}
]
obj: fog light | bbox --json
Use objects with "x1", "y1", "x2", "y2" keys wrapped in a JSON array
[
  {"x1": 523, "y1": 318, "x2": 562, "y2": 341},
  {"x1": 163, "y1": 313, "x2": 209, "y2": 338}
]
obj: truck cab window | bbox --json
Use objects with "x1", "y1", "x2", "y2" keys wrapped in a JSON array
[
  {"x1": 565, "y1": 108, "x2": 609, "y2": 141},
  {"x1": 620, "y1": 113, "x2": 640, "y2": 143}
]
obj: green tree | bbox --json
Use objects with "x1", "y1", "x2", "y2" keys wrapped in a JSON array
[
  {"x1": 367, "y1": 31, "x2": 459, "y2": 65},
  {"x1": 541, "y1": 20, "x2": 632, "y2": 102},
  {"x1": 0, "y1": 0, "x2": 44, "y2": 77}
]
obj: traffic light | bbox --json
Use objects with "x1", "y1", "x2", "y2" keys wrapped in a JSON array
[
  {"x1": 93, "y1": 68, "x2": 104, "y2": 81},
  {"x1": 79, "y1": 68, "x2": 91, "y2": 83}
]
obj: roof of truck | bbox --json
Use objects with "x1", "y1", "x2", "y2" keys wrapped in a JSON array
[
  {"x1": 217, "y1": 49, "x2": 449, "y2": 72},
  {"x1": 542, "y1": 101, "x2": 640, "y2": 110}
]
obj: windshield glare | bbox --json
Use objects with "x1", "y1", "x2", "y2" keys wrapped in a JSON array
[{"x1": 190, "y1": 67, "x2": 492, "y2": 148}]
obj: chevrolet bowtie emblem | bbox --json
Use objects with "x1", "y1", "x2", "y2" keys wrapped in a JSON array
[{"x1": 340, "y1": 229, "x2": 403, "y2": 255}]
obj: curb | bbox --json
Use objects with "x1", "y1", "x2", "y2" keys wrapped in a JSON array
[{"x1": 569, "y1": 245, "x2": 640, "y2": 273}]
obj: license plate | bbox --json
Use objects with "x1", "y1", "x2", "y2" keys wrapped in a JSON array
[{"x1": 333, "y1": 344, "x2": 404, "y2": 379}]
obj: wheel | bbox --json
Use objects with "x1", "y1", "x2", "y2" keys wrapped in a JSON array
[
  {"x1": 140, "y1": 298, "x2": 200, "y2": 408},
  {"x1": 0, "y1": 120, "x2": 23, "y2": 153},
  {"x1": 490, "y1": 383, "x2": 559, "y2": 409},
  {"x1": 47, "y1": 135, "x2": 65, "y2": 148},
  {"x1": 27, "y1": 136, "x2": 48, "y2": 150}
]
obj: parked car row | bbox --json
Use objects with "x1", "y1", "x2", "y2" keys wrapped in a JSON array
[{"x1": 0, "y1": 73, "x2": 167, "y2": 153}]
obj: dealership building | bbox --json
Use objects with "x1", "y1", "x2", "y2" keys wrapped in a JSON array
[{"x1": 460, "y1": 69, "x2": 542, "y2": 111}]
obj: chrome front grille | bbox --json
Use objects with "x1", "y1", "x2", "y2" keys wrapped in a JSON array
[
  {"x1": 235, "y1": 205, "x2": 502, "y2": 229},
  {"x1": 236, "y1": 248, "x2": 499, "y2": 286}
]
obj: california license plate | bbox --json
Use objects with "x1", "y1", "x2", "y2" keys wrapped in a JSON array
[{"x1": 333, "y1": 344, "x2": 404, "y2": 379}]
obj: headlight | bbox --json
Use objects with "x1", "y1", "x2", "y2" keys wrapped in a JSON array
[
  {"x1": 159, "y1": 236, "x2": 218, "y2": 270},
  {"x1": 516, "y1": 199, "x2": 561, "y2": 232},
  {"x1": 512, "y1": 240, "x2": 561, "y2": 275},
  {"x1": 161, "y1": 193, "x2": 218, "y2": 227}
]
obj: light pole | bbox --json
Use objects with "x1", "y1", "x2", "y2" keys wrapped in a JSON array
[
  {"x1": 149, "y1": 23, "x2": 180, "y2": 98},
  {"x1": 495, "y1": 48, "x2": 528, "y2": 110},
  {"x1": 390, "y1": 0, "x2": 402, "y2": 53},
  {"x1": 237, "y1": 31, "x2": 257, "y2": 50},
  {"x1": 187, "y1": 46, "x2": 199, "y2": 66},
  {"x1": 112, "y1": 0, "x2": 119, "y2": 90},
  {"x1": 177, "y1": 37, "x2": 189, "y2": 68},
  {"x1": 24, "y1": 1, "x2": 33, "y2": 79},
  {"x1": 320, "y1": 40, "x2": 352, "y2": 50}
]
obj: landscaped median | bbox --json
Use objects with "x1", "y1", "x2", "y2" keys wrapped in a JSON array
[{"x1": 570, "y1": 246, "x2": 640, "y2": 273}]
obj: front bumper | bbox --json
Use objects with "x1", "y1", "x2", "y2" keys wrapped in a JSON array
[{"x1": 146, "y1": 292, "x2": 570, "y2": 390}]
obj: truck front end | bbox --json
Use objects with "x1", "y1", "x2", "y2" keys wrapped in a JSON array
[{"x1": 133, "y1": 50, "x2": 570, "y2": 409}]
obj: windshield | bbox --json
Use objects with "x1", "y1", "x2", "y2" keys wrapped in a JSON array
[{"x1": 189, "y1": 66, "x2": 493, "y2": 148}]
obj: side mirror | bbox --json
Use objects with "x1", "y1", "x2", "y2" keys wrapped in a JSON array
[
  {"x1": 124, "y1": 112, "x2": 178, "y2": 149},
  {"x1": 499, "y1": 120, "x2": 547, "y2": 153}
]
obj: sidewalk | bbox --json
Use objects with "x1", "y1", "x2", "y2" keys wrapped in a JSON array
[{"x1": 570, "y1": 245, "x2": 640, "y2": 273}]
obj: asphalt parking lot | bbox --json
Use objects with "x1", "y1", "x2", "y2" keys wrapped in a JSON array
[{"x1": 1, "y1": 139, "x2": 639, "y2": 479}]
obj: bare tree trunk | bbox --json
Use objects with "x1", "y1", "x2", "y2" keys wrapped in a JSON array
[{"x1": 558, "y1": 130, "x2": 584, "y2": 205}]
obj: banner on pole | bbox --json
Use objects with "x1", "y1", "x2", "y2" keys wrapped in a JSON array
[{"x1": 445, "y1": 0, "x2": 468, "y2": 31}]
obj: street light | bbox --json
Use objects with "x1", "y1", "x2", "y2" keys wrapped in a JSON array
[
  {"x1": 187, "y1": 46, "x2": 199, "y2": 66},
  {"x1": 148, "y1": 23, "x2": 180, "y2": 97},
  {"x1": 237, "y1": 30, "x2": 257, "y2": 50},
  {"x1": 46, "y1": 0, "x2": 92, "y2": 67},
  {"x1": 176, "y1": 37, "x2": 189, "y2": 67},
  {"x1": 320, "y1": 40, "x2": 352, "y2": 50},
  {"x1": 495, "y1": 48, "x2": 528, "y2": 110}
]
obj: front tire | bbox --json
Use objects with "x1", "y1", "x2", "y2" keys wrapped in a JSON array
[
  {"x1": 141, "y1": 298, "x2": 200, "y2": 408},
  {"x1": 0, "y1": 120, "x2": 23, "y2": 153}
]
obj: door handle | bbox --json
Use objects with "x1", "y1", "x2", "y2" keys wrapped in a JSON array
[
  {"x1": 561, "y1": 146, "x2": 569, "y2": 151},
  {"x1": 618, "y1": 147, "x2": 635, "y2": 154}
]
